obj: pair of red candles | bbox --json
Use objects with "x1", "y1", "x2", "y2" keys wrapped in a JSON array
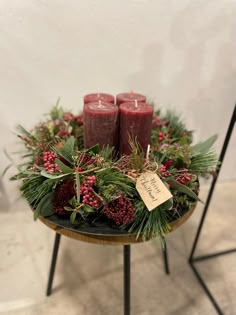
[{"x1": 83, "y1": 92, "x2": 153, "y2": 155}]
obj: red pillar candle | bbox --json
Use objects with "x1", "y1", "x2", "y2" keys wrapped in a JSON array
[
  {"x1": 83, "y1": 101, "x2": 119, "y2": 150},
  {"x1": 84, "y1": 93, "x2": 115, "y2": 104},
  {"x1": 119, "y1": 101, "x2": 153, "y2": 155},
  {"x1": 116, "y1": 92, "x2": 146, "y2": 105}
]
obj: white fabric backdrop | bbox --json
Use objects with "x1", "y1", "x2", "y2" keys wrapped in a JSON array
[{"x1": 0, "y1": 0, "x2": 235, "y2": 190}]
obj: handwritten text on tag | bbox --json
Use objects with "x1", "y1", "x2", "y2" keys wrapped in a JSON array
[{"x1": 136, "y1": 172, "x2": 173, "y2": 211}]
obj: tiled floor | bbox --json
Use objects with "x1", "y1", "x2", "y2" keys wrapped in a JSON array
[{"x1": 1, "y1": 180, "x2": 236, "y2": 315}]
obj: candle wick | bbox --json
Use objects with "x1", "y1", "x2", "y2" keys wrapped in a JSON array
[
  {"x1": 135, "y1": 100, "x2": 138, "y2": 108},
  {"x1": 146, "y1": 144, "x2": 150, "y2": 161}
]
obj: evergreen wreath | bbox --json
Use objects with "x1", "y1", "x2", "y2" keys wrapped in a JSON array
[{"x1": 8, "y1": 103, "x2": 218, "y2": 242}]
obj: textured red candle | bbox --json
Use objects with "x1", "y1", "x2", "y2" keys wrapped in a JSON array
[
  {"x1": 116, "y1": 92, "x2": 146, "y2": 105},
  {"x1": 83, "y1": 101, "x2": 118, "y2": 150},
  {"x1": 84, "y1": 93, "x2": 115, "y2": 104},
  {"x1": 119, "y1": 101, "x2": 153, "y2": 155}
]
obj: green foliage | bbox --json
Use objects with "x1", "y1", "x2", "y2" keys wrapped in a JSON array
[
  {"x1": 70, "y1": 211, "x2": 77, "y2": 224},
  {"x1": 86, "y1": 144, "x2": 100, "y2": 155},
  {"x1": 16, "y1": 125, "x2": 37, "y2": 141},
  {"x1": 163, "y1": 110, "x2": 193, "y2": 143},
  {"x1": 52, "y1": 136, "x2": 75, "y2": 164},
  {"x1": 34, "y1": 191, "x2": 55, "y2": 220},
  {"x1": 97, "y1": 184, "x2": 119, "y2": 202},
  {"x1": 189, "y1": 135, "x2": 218, "y2": 175},
  {"x1": 49, "y1": 99, "x2": 64, "y2": 120},
  {"x1": 96, "y1": 168, "x2": 136, "y2": 199},
  {"x1": 64, "y1": 196, "x2": 95, "y2": 224},
  {"x1": 128, "y1": 137, "x2": 145, "y2": 171},
  {"x1": 167, "y1": 179, "x2": 201, "y2": 201},
  {"x1": 55, "y1": 159, "x2": 74, "y2": 174},
  {"x1": 189, "y1": 151, "x2": 218, "y2": 175},
  {"x1": 99, "y1": 146, "x2": 114, "y2": 161},
  {"x1": 191, "y1": 135, "x2": 217, "y2": 156},
  {"x1": 163, "y1": 110, "x2": 185, "y2": 130},
  {"x1": 20, "y1": 176, "x2": 55, "y2": 208},
  {"x1": 40, "y1": 169, "x2": 69, "y2": 179},
  {"x1": 126, "y1": 200, "x2": 171, "y2": 241},
  {"x1": 157, "y1": 143, "x2": 192, "y2": 168}
]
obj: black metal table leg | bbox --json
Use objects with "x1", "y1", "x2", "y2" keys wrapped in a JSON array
[
  {"x1": 46, "y1": 233, "x2": 61, "y2": 296},
  {"x1": 189, "y1": 262, "x2": 224, "y2": 315},
  {"x1": 124, "y1": 245, "x2": 131, "y2": 315},
  {"x1": 162, "y1": 242, "x2": 170, "y2": 275},
  {"x1": 189, "y1": 104, "x2": 236, "y2": 263},
  {"x1": 188, "y1": 104, "x2": 236, "y2": 314}
]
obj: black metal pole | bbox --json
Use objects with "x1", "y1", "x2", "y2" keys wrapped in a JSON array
[
  {"x1": 189, "y1": 262, "x2": 224, "y2": 315},
  {"x1": 189, "y1": 104, "x2": 236, "y2": 262},
  {"x1": 46, "y1": 233, "x2": 61, "y2": 296},
  {"x1": 162, "y1": 242, "x2": 170, "y2": 275},
  {"x1": 124, "y1": 245, "x2": 131, "y2": 315}
]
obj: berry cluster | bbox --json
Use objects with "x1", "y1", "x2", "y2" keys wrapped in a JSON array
[
  {"x1": 176, "y1": 173, "x2": 191, "y2": 185},
  {"x1": 158, "y1": 132, "x2": 169, "y2": 142},
  {"x1": 159, "y1": 160, "x2": 173, "y2": 178},
  {"x1": 159, "y1": 164, "x2": 171, "y2": 177},
  {"x1": 152, "y1": 115, "x2": 169, "y2": 128},
  {"x1": 58, "y1": 129, "x2": 71, "y2": 138},
  {"x1": 175, "y1": 168, "x2": 191, "y2": 185},
  {"x1": 80, "y1": 154, "x2": 96, "y2": 166},
  {"x1": 43, "y1": 151, "x2": 60, "y2": 173},
  {"x1": 102, "y1": 197, "x2": 135, "y2": 225},
  {"x1": 164, "y1": 159, "x2": 173, "y2": 169},
  {"x1": 63, "y1": 112, "x2": 83, "y2": 124},
  {"x1": 80, "y1": 175, "x2": 101, "y2": 208}
]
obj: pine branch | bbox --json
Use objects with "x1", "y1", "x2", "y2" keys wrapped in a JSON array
[
  {"x1": 20, "y1": 176, "x2": 56, "y2": 207},
  {"x1": 189, "y1": 150, "x2": 218, "y2": 175},
  {"x1": 126, "y1": 199, "x2": 171, "y2": 241},
  {"x1": 96, "y1": 168, "x2": 136, "y2": 198}
]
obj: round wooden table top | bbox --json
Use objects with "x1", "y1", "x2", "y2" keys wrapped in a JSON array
[{"x1": 39, "y1": 205, "x2": 196, "y2": 245}]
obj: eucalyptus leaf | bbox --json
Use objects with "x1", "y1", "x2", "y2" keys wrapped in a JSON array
[
  {"x1": 70, "y1": 211, "x2": 77, "y2": 224},
  {"x1": 83, "y1": 204, "x2": 95, "y2": 213},
  {"x1": 69, "y1": 196, "x2": 78, "y2": 208},
  {"x1": 55, "y1": 158, "x2": 74, "y2": 174},
  {"x1": 167, "y1": 179, "x2": 201, "y2": 202},
  {"x1": 52, "y1": 136, "x2": 75, "y2": 164},
  {"x1": 41, "y1": 169, "x2": 69, "y2": 179},
  {"x1": 19, "y1": 169, "x2": 40, "y2": 176},
  {"x1": 64, "y1": 206, "x2": 73, "y2": 212},
  {"x1": 191, "y1": 135, "x2": 217, "y2": 156},
  {"x1": 64, "y1": 136, "x2": 75, "y2": 155},
  {"x1": 34, "y1": 191, "x2": 55, "y2": 220}
]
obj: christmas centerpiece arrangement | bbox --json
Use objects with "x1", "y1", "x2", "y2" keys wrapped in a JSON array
[{"x1": 9, "y1": 92, "x2": 218, "y2": 242}]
